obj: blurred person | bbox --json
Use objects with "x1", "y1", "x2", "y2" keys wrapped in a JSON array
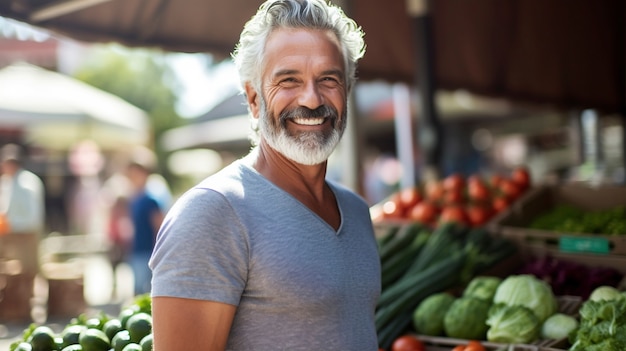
[
  {"x1": 0, "y1": 143, "x2": 45, "y2": 234},
  {"x1": 126, "y1": 146, "x2": 165, "y2": 295},
  {"x1": 149, "y1": 1, "x2": 380, "y2": 350}
]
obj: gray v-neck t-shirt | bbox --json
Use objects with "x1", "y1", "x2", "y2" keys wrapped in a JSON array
[{"x1": 150, "y1": 154, "x2": 381, "y2": 351}]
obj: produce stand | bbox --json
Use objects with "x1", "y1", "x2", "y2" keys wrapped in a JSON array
[{"x1": 488, "y1": 183, "x2": 626, "y2": 275}]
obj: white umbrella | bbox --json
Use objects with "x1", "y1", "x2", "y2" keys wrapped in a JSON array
[{"x1": 0, "y1": 62, "x2": 150, "y2": 150}]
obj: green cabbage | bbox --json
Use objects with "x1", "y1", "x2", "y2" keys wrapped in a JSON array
[
  {"x1": 486, "y1": 303, "x2": 540, "y2": 343},
  {"x1": 492, "y1": 274, "x2": 557, "y2": 323},
  {"x1": 589, "y1": 286, "x2": 624, "y2": 302},
  {"x1": 540, "y1": 313, "x2": 578, "y2": 340},
  {"x1": 412, "y1": 292, "x2": 455, "y2": 336},
  {"x1": 462, "y1": 275, "x2": 502, "y2": 302},
  {"x1": 443, "y1": 296, "x2": 490, "y2": 340}
]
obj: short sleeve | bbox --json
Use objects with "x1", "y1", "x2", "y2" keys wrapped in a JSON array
[{"x1": 149, "y1": 187, "x2": 249, "y2": 306}]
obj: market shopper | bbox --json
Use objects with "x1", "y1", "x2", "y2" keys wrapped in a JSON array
[
  {"x1": 0, "y1": 143, "x2": 45, "y2": 235},
  {"x1": 126, "y1": 146, "x2": 165, "y2": 295},
  {"x1": 149, "y1": 0, "x2": 380, "y2": 350}
]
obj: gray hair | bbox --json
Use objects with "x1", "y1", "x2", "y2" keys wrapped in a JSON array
[{"x1": 232, "y1": 0, "x2": 366, "y2": 94}]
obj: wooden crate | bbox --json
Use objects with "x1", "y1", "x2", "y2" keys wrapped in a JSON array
[
  {"x1": 41, "y1": 261, "x2": 86, "y2": 319},
  {"x1": 0, "y1": 273, "x2": 35, "y2": 322}
]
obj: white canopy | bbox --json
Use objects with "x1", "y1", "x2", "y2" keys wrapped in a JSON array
[{"x1": 0, "y1": 62, "x2": 150, "y2": 150}]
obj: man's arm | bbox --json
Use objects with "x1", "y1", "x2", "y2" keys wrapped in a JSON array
[{"x1": 152, "y1": 296, "x2": 236, "y2": 351}]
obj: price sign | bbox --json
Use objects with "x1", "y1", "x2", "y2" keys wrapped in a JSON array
[{"x1": 559, "y1": 236, "x2": 610, "y2": 255}]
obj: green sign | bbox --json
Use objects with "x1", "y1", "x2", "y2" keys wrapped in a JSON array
[{"x1": 559, "y1": 236, "x2": 610, "y2": 255}]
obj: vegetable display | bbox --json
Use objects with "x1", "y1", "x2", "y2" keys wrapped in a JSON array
[
  {"x1": 491, "y1": 274, "x2": 557, "y2": 324},
  {"x1": 568, "y1": 287, "x2": 626, "y2": 351},
  {"x1": 375, "y1": 222, "x2": 517, "y2": 349},
  {"x1": 529, "y1": 204, "x2": 626, "y2": 235},
  {"x1": 9, "y1": 294, "x2": 153, "y2": 351},
  {"x1": 372, "y1": 167, "x2": 532, "y2": 228}
]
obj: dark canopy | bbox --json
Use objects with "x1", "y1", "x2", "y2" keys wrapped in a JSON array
[{"x1": 0, "y1": 0, "x2": 624, "y2": 114}]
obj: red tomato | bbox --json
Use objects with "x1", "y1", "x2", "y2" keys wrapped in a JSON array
[
  {"x1": 511, "y1": 166, "x2": 531, "y2": 190},
  {"x1": 451, "y1": 346, "x2": 466, "y2": 351},
  {"x1": 424, "y1": 180, "x2": 445, "y2": 202},
  {"x1": 391, "y1": 335, "x2": 425, "y2": 351},
  {"x1": 381, "y1": 194, "x2": 404, "y2": 219},
  {"x1": 492, "y1": 195, "x2": 510, "y2": 213},
  {"x1": 442, "y1": 173, "x2": 465, "y2": 192},
  {"x1": 399, "y1": 187, "x2": 422, "y2": 210},
  {"x1": 498, "y1": 179, "x2": 522, "y2": 200},
  {"x1": 438, "y1": 205, "x2": 468, "y2": 226},
  {"x1": 465, "y1": 340, "x2": 487, "y2": 351},
  {"x1": 407, "y1": 201, "x2": 439, "y2": 224},
  {"x1": 465, "y1": 204, "x2": 492, "y2": 227},
  {"x1": 443, "y1": 188, "x2": 465, "y2": 205},
  {"x1": 467, "y1": 180, "x2": 491, "y2": 203}
]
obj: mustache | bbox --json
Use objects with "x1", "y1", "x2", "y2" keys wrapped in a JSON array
[{"x1": 279, "y1": 105, "x2": 338, "y2": 123}]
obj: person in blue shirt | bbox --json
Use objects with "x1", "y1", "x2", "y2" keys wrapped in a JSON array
[{"x1": 126, "y1": 146, "x2": 165, "y2": 295}]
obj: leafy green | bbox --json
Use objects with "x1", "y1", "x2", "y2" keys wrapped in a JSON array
[
  {"x1": 492, "y1": 274, "x2": 557, "y2": 323},
  {"x1": 443, "y1": 296, "x2": 491, "y2": 340},
  {"x1": 486, "y1": 303, "x2": 540, "y2": 344},
  {"x1": 540, "y1": 313, "x2": 578, "y2": 340},
  {"x1": 569, "y1": 296, "x2": 626, "y2": 350},
  {"x1": 412, "y1": 292, "x2": 455, "y2": 336},
  {"x1": 462, "y1": 275, "x2": 502, "y2": 302},
  {"x1": 589, "y1": 285, "x2": 624, "y2": 302}
]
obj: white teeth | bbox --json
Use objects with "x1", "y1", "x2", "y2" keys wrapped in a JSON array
[{"x1": 292, "y1": 117, "x2": 325, "y2": 126}]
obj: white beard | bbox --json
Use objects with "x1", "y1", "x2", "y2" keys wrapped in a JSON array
[{"x1": 258, "y1": 97, "x2": 346, "y2": 165}]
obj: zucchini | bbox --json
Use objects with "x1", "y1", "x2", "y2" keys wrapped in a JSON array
[
  {"x1": 378, "y1": 222, "x2": 423, "y2": 264},
  {"x1": 376, "y1": 250, "x2": 466, "y2": 320},
  {"x1": 380, "y1": 230, "x2": 429, "y2": 289}
]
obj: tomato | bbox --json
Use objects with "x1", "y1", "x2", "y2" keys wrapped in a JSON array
[
  {"x1": 407, "y1": 201, "x2": 439, "y2": 224},
  {"x1": 492, "y1": 195, "x2": 510, "y2": 213},
  {"x1": 467, "y1": 180, "x2": 491, "y2": 203},
  {"x1": 511, "y1": 166, "x2": 531, "y2": 190},
  {"x1": 424, "y1": 180, "x2": 444, "y2": 202},
  {"x1": 498, "y1": 179, "x2": 522, "y2": 200},
  {"x1": 451, "y1": 346, "x2": 466, "y2": 351},
  {"x1": 443, "y1": 188, "x2": 465, "y2": 205},
  {"x1": 438, "y1": 205, "x2": 468, "y2": 226},
  {"x1": 399, "y1": 187, "x2": 422, "y2": 210},
  {"x1": 381, "y1": 194, "x2": 404, "y2": 219},
  {"x1": 465, "y1": 204, "x2": 492, "y2": 227},
  {"x1": 391, "y1": 335, "x2": 425, "y2": 351},
  {"x1": 442, "y1": 173, "x2": 465, "y2": 192},
  {"x1": 465, "y1": 340, "x2": 486, "y2": 351}
]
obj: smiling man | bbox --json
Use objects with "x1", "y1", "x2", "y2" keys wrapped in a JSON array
[{"x1": 149, "y1": 1, "x2": 381, "y2": 350}]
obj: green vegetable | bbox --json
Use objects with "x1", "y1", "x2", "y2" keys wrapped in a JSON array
[
  {"x1": 540, "y1": 313, "x2": 578, "y2": 340},
  {"x1": 493, "y1": 274, "x2": 557, "y2": 323},
  {"x1": 443, "y1": 296, "x2": 491, "y2": 340},
  {"x1": 412, "y1": 292, "x2": 455, "y2": 336},
  {"x1": 486, "y1": 303, "x2": 540, "y2": 344},
  {"x1": 589, "y1": 285, "x2": 624, "y2": 302},
  {"x1": 569, "y1": 296, "x2": 626, "y2": 350},
  {"x1": 462, "y1": 275, "x2": 502, "y2": 301}
]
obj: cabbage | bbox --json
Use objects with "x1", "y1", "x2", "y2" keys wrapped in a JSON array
[
  {"x1": 443, "y1": 296, "x2": 490, "y2": 340},
  {"x1": 492, "y1": 274, "x2": 557, "y2": 323},
  {"x1": 413, "y1": 292, "x2": 455, "y2": 336},
  {"x1": 486, "y1": 303, "x2": 540, "y2": 343},
  {"x1": 462, "y1": 275, "x2": 502, "y2": 301},
  {"x1": 540, "y1": 313, "x2": 578, "y2": 339},
  {"x1": 589, "y1": 286, "x2": 624, "y2": 302}
]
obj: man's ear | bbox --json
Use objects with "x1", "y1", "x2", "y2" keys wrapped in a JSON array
[{"x1": 244, "y1": 82, "x2": 260, "y2": 119}]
